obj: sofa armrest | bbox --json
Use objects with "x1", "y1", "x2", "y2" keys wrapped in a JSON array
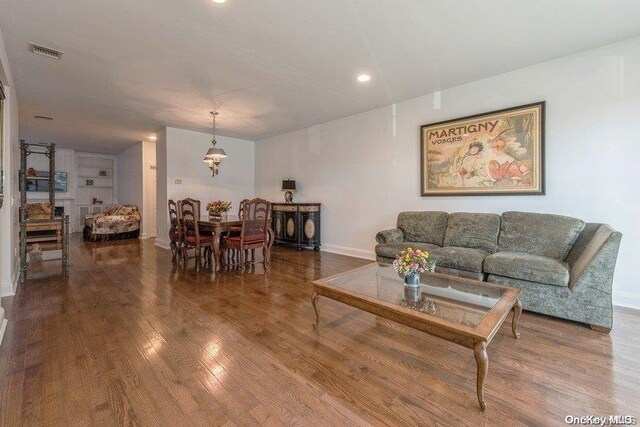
[
  {"x1": 376, "y1": 228, "x2": 404, "y2": 244},
  {"x1": 569, "y1": 225, "x2": 622, "y2": 292}
]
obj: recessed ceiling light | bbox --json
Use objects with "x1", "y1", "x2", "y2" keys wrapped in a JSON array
[
  {"x1": 357, "y1": 74, "x2": 371, "y2": 83},
  {"x1": 149, "y1": 135, "x2": 157, "y2": 141},
  {"x1": 211, "y1": 0, "x2": 226, "y2": 3}
]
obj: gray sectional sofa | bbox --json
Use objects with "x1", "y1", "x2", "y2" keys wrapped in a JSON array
[{"x1": 375, "y1": 211, "x2": 622, "y2": 331}]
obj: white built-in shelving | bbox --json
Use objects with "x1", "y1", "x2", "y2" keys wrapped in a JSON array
[{"x1": 75, "y1": 153, "x2": 118, "y2": 231}]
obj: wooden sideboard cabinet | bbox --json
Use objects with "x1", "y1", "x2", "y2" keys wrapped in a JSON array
[{"x1": 272, "y1": 203, "x2": 321, "y2": 251}]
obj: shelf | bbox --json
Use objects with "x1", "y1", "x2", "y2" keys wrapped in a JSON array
[{"x1": 27, "y1": 241, "x2": 63, "y2": 251}]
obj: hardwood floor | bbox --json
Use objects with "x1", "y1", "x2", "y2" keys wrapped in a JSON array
[{"x1": 1, "y1": 235, "x2": 639, "y2": 426}]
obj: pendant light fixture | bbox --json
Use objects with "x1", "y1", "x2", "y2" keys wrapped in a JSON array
[{"x1": 203, "y1": 111, "x2": 227, "y2": 176}]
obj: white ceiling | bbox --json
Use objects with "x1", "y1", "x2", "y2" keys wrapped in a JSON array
[{"x1": 1, "y1": 0, "x2": 640, "y2": 153}]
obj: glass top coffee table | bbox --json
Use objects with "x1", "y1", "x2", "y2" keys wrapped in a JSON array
[{"x1": 311, "y1": 262, "x2": 522, "y2": 411}]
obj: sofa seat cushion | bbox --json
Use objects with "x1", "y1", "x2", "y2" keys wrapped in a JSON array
[
  {"x1": 499, "y1": 211, "x2": 585, "y2": 260},
  {"x1": 397, "y1": 211, "x2": 448, "y2": 246},
  {"x1": 444, "y1": 212, "x2": 501, "y2": 253},
  {"x1": 483, "y1": 251, "x2": 569, "y2": 287},
  {"x1": 375, "y1": 242, "x2": 439, "y2": 259},
  {"x1": 429, "y1": 246, "x2": 489, "y2": 273}
]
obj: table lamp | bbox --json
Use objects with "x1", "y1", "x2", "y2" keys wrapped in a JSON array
[{"x1": 281, "y1": 180, "x2": 296, "y2": 203}]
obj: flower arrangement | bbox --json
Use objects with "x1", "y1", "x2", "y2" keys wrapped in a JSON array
[
  {"x1": 206, "y1": 200, "x2": 232, "y2": 214},
  {"x1": 393, "y1": 248, "x2": 436, "y2": 275}
]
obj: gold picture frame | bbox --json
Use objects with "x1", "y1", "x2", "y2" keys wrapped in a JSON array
[{"x1": 421, "y1": 102, "x2": 545, "y2": 196}]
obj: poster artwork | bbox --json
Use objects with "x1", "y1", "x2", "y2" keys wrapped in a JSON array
[{"x1": 421, "y1": 102, "x2": 544, "y2": 196}]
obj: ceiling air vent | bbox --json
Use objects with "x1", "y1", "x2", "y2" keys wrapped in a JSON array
[{"x1": 28, "y1": 42, "x2": 63, "y2": 59}]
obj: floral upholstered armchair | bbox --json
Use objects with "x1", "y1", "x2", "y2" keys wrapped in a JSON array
[{"x1": 83, "y1": 205, "x2": 141, "y2": 241}]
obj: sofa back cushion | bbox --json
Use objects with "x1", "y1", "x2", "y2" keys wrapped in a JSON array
[
  {"x1": 113, "y1": 205, "x2": 139, "y2": 216},
  {"x1": 444, "y1": 212, "x2": 501, "y2": 253},
  {"x1": 104, "y1": 205, "x2": 121, "y2": 216},
  {"x1": 498, "y1": 211, "x2": 585, "y2": 260},
  {"x1": 397, "y1": 211, "x2": 448, "y2": 246}
]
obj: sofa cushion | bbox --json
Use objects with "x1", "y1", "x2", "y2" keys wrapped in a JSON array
[
  {"x1": 430, "y1": 246, "x2": 489, "y2": 273},
  {"x1": 483, "y1": 251, "x2": 570, "y2": 287},
  {"x1": 444, "y1": 212, "x2": 501, "y2": 253},
  {"x1": 397, "y1": 211, "x2": 448, "y2": 246},
  {"x1": 375, "y1": 228, "x2": 404, "y2": 244},
  {"x1": 113, "y1": 205, "x2": 139, "y2": 216},
  {"x1": 498, "y1": 211, "x2": 585, "y2": 260},
  {"x1": 375, "y1": 242, "x2": 439, "y2": 259}
]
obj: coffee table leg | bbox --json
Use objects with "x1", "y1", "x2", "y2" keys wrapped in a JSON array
[
  {"x1": 473, "y1": 341, "x2": 488, "y2": 411},
  {"x1": 311, "y1": 291, "x2": 320, "y2": 327},
  {"x1": 512, "y1": 299, "x2": 522, "y2": 339}
]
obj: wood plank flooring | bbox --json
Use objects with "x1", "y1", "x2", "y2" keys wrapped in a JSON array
[{"x1": 1, "y1": 235, "x2": 639, "y2": 426}]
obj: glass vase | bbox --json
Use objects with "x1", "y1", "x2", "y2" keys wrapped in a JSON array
[{"x1": 404, "y1": 272, "x2": 421, "y2": 287}]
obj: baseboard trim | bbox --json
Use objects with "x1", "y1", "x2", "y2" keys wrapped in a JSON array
[
  {"x1": 0, "y1": 315, "x2": 7, "y2": 347},
  {"x1": 321, "y1": 244, "x2": 375, "y2": 261},
  {"x1": 155, "y1": 239, "x2": 170, "y2": 250},
  {"x1": 613, "y1": 291, "x2": 640, "y2": 310},
  {"x1": 0, "y1": 278, "x2": 16, "y2": 297}
]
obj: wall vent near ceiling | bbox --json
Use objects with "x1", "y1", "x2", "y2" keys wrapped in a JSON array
[
  {"x1": 28, "y1": 42, "x2": 63, "y2": 59},
  {"x1": 34, "y1": 115, "x2": 54, "y2": 121}
]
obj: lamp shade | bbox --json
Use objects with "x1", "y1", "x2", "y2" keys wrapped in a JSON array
[
  {"x1": 204, "y1": 147, "x2": 227, "y2": 159},
  {"x1": 281, "y1": 180, "x2": 296, "y2": 191}
]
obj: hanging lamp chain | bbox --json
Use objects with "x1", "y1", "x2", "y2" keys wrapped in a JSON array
[{"x1": 211, "y1": 111, "x2": 218, "y2": 146}]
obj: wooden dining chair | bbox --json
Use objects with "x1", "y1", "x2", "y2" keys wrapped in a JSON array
[
  {"x1": 221, "y1": 198, "x2": 272, "y2": 270},
  {"x1": 180, "y1": 198, "x2": 213, "y2": 272},
  {"x1": 224, "y1": 199, "x2": 249, "y2": 264},
  {"x1": 168, "y1": 200, "x2": 180, "y2": 263}
]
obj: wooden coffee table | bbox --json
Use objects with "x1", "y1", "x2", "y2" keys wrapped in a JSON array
[{"x1": 311, "y1": 262, "x2": 522, "y2": 411}]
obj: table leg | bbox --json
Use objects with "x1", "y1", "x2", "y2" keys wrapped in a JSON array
[
  {"x1": 512, "y1": 299, "x2": 522, "y2": 339},
  {"x1": 213, "y1": 228, "x2": 222, "y2": 272},
  {"x1": 311, "y1": 290, "x2": 320, "y2": 328},
  {"x1": 473, "y1": 341, "x2": 488, "y2": 411}
]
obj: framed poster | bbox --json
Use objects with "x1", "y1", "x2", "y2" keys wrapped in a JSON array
[{"x1": 421, "y1": 102, "x2": 545, "y2": 196}]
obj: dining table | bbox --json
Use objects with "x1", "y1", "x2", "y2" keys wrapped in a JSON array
[{"x1": 198, "y1": 215, "x2": 275, "y2": 272}]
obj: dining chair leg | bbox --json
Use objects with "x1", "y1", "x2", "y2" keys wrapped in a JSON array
[
  {"x1": 263, "y1": 246, "x2": 268, "y2": 269},
  {"x1": 195, "y1": 246, "x2": 201, "y2": 272},
  {"x1": 170, "y1": 242, "x2": 177, "y2": 262},
  {"x1": 181, "y1": 246, "x2": 188, "y2": 269}
]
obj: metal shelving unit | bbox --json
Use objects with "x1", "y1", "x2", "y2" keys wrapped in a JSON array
[{"x1": 19, "y1": 140, "x2": 70, "y2": 283}]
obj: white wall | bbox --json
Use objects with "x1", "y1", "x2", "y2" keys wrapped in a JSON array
[
  {"x1": 117, "y1": 144, "x2": 143, "y2": 208},
  {"x1": 156, "y1": 129, "x2": 168, "y2": 247},
  {"x1": 118, "y1": 142, "x2": 158, "y2": 237},
  {"x1": 256, "y1": 36, "x2": 640, "y2": 308},
  {"x1": 0, "y1": 24, "x2": 18, "y2": 342},
  {"x1": 156, "y1": 127, "x2": 255, "y2": 247},
  {"x1": 141, "y1": 140, "x2": 157, "y2": 238}
]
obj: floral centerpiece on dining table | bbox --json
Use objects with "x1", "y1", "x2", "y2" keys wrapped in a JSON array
[
  {"x1": 393, "y1": 248, "x2": 436, "y2": 287},
  {"x1": 207, "y1": 200, "x2": 232, "y2": 221}
]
